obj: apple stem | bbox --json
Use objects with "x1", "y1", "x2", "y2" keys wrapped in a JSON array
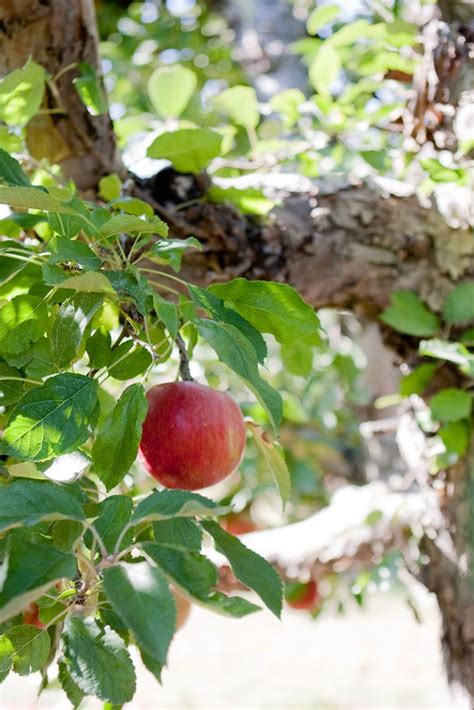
[{"x1": 176, "y1": 333, "x2": 194, "y2": 381}]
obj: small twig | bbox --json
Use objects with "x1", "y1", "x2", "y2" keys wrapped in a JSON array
[{"x1": 176, "y1": 333, "x2": 194, "y2": 382}]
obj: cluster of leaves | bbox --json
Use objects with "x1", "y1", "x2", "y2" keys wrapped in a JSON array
[
  {"x1": 381, "y1": 288, "x2": 474, "y2": 464},
  {"x1": 93, "y1": 0, "x2": 469, "y2": 214},
  {"x1": 0, "y1": 131, "x2": 321, "y2": 703}
]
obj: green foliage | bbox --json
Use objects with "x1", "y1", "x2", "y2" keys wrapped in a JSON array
[
  {"x1": 202, "y1": 520, "x2": 283, "y2": 617},
  {"x1": 430, "y1": 388, "x2": 472, "y2": 423},
  {"x1": 148, "y1": 65, "x2": 197, "y2": 119},
  {"x1": 0, "y1": 2, "x2": 469, "y2": 704},
  {"x1": 92, "y1": 384, "x2": 148, "y2": 490},
  {"x1": 6, "y1": 625, "x2": 50, "y2": 675},
  {"x1": 443, "y1": 283, "x2": 474, "y2": 326},
  {"x1": 103, "y1": 562, "x2": 175, "y2": 667},
  {"x1": 147, "y1": 128, "x2": 223, "y2": 173},
  {"x1": 62, "y1": 617, "x2": 136, "y2": 704},
  {"x1": 2, "y1": 373, "x2": 99, "y2": 460},
  {"x1": 0, "y1": 59, "x2": 46, "y2": 126},
  {"x1": 212, "y1": 86, "x2": 259, "y2": 128},
  {"x1": 380, "y1": 291, "x2": 439, "y2": 337},
  {"x1": 73, "y1": 63, "x2": 108, "y2": 116}
]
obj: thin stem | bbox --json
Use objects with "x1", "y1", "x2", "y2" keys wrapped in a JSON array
[
  {"x1": 0, "y1": 376, "x2": 42, "y2": 386},
  {"x1": 53, "y1": 62, "x2": 78, "y2": 82},
  {"x1": 146, "y1": 277, "x2": 181, "y2": 296},
  {"x1": 138, "y1": 267, "x2": 189, "y2": 288},
  {"x1": 176, "y1": 333, "x2": 194, "y2": 381}
]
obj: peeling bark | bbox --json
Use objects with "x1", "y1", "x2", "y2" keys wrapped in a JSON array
[{"x1": 171, "y1": 184, "x2": 473, "y2": 321}]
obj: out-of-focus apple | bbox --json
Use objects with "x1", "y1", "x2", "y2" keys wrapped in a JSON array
[
  {"x1": 22, "y1": 603, "x2": 46, "y2": 629},
  {"x1": 285, "y1": 580, "x2": 321, "y2": 611},
  {"x1": 221, "y1": 512, "x2": 258, "y2": 536},
  {"x1": 173, "y1": 588, "x2": 191, "y2": 630}
]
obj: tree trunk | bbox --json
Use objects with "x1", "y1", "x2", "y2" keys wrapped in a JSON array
[
  {"x1": 0, "y1": 0, "x2": 125, "y2": 193},
  {"x1": 0, "y1": 0, "x2": 473, "y2": 698}
]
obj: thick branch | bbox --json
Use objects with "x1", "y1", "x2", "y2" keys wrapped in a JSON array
[{"x1": 174, "y1": 181, "x2": 473, "y2": 321}]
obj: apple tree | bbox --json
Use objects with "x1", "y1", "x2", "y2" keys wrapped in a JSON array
[{"x1": 0, "y1": 0, "x2": 473, "y2": 703}]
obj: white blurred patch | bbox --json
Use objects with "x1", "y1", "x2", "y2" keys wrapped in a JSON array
[{"x1": 42, "y1": 452, "x2": 90, "y2": 483}]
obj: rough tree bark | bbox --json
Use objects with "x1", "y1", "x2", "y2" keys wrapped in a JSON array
[
  {"x1": 0, "y1": 0, "x2": 125, "y2": 192},
  {"x1": 0, "y1": 0, "x2": 473, "y2": 698}
]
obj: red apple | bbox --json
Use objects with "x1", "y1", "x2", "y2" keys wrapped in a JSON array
[
  {"x1": 285, "y1": 580, "x2": 321, "y2": 611},
  {"x1": 23, "y1": 603, "x2": 45, "y2": 629},
  {"x1": 222, "y1": 512, "x2": 258, "y2": 536},
  {"x1": 139, "y1": 382, "x2": 246, "y2": 490},
  {"x1": 173, "y1": 588, "x2": 191, "y2": 630}
]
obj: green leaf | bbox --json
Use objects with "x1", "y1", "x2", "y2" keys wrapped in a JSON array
[
  {"x1": 189, "y1": 284, "x2": 267, "y2": 363},
  {"x1": 200, "y1": 592, "x2": 260, "y2": 617},
  {"x1": 0, "y1": 149, "x2": 32, "y2": 187},
  {"x1": 143, "y1": 542, "x2": 257, "y2": 617},
  {"x1": 109, "y1": 196, "x2": 154, "y2": 218},
  {"x1": 380, "y1": 291, "x2": 439, "y2": 337},
  {"x1": 309, "y1": 44, "x2": 341, "y2": 95},
  {"x1": 153, "y1": 518, "x2": 202, "y2": 551},
  {"x1": 399, "y1": 363, "x2": 437, "y2": 397},
  {"x1": 248, "y1": 423, "x2": 291, "y2": 507},
  {"x1": 147, "y1": 128, "x2": 223, "y2": 174},
  {"x1": 196, "y1": 318, "x2": 282, "y2": 428},
  {"x1": 107, "y1": 342, "x2": 153, "y2": 380},
  {"x1": 3, "y1": 373, "x2": 99, "y2": 461},
  {"x1": 92, "y1": 384, "x2": 148, "y2": 491},
  {"x1": 63, "y1": 616, "x2": 136, "y2": 704},
  {"x1": 212, "y1": 86, "x2": 259, "y2": 129},
  {"x1": 6, "y1": 625, "x2": 50, "y2": 675},
  {"x1": 103, "y1": 562, "x2": 175, "y2": 667},
  {"x1": 201, "y1": 520, "x2": 283, "y2": 617},
  {"x1": 281, "y1": 334, "x2": 317, "y2": 378},
  {"x1": 0, "y1": 361, "x2": 24, "y2": 406},
  {"x1": 149, "y1": 236, "x2": 202, "y2": 272},
  {"x1": 148, "y1": 65, "x2": 197, "y2": 118},
  {"x1": 153, "y1": 293, "x2": 178, "y2": 337},
  {"x1": 48, "y1": 199, "x2": 89, "y2": 238},
  {"x1": 132, "y1": 489, "x2": 228, "y2": 525},
  {"x1": 73, "y1": 62, "x2": 108, "y2": 116},
  {"x1": 209, "y1": 279, "x2": 320, "y2": 344},
  {"x1": 0, "y1": 294, "x2": 48, "y2": 356},
  {"x1": 59, "y1": 271, "x2": 115, "y2": 294},
  {"x1": 430, "y1": 388, "x2": 472, "y2": 423},
  {"x1": 49, "y1": 236, "x2": 101, "y2": 271},
  {"x1": 0, "y1": 186, "x2": 73, "y2": 213},
  {"x1": 91, "y1": 496, "x2": 133, "y2": 553},
  {"x1": 443, "y1": 283, "x2": 474, "y2": 326},
  {"x1": 439, "y1": 420, "x2": 470, "y2": 456},
  {"x1": 98, "y1": 174, "x2": 122, "y2": 202},
  {"x1": 269, "y1": 90, "x2": 305, "y2": 128},
  {"x1": 0, "y1": 59, "x2": 46, "y2": 125},
  {"x1": 208, "y1": 186, "x2": 274, "y2": 216},
  {"x1": 0, "y1": 635, "x2": 14, "y2": 682},
  {"x1": 0, "y1": 127, "x2": 22, "y2": 152},
  {"x1": 58, "y1": 659, "x2": 85, "y2": 708},
  {"x1": 50, "y1": 293, "x2": 103, "y2": 368},
  {"x1": 86, "y1": 329, "x2": 112, "y2": 369},
  {"x1": 0, "y1": 538, "x2": 76, "y2": 623},
  {"x1": 0, "y1": 479, "x2": 84, "y2": 533},
  {"x1": 143, "y1": 542, "x2": 217, "y2": 597},
  {"x1": 105, "y1": 269, "x2": 152, "y2": 316},
  {"x1": 99, "y1": 214, "x2": 168, "y2": 239},
  {"x1": 307, "y1": 4, "x2": 340, "y2": 35}
]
